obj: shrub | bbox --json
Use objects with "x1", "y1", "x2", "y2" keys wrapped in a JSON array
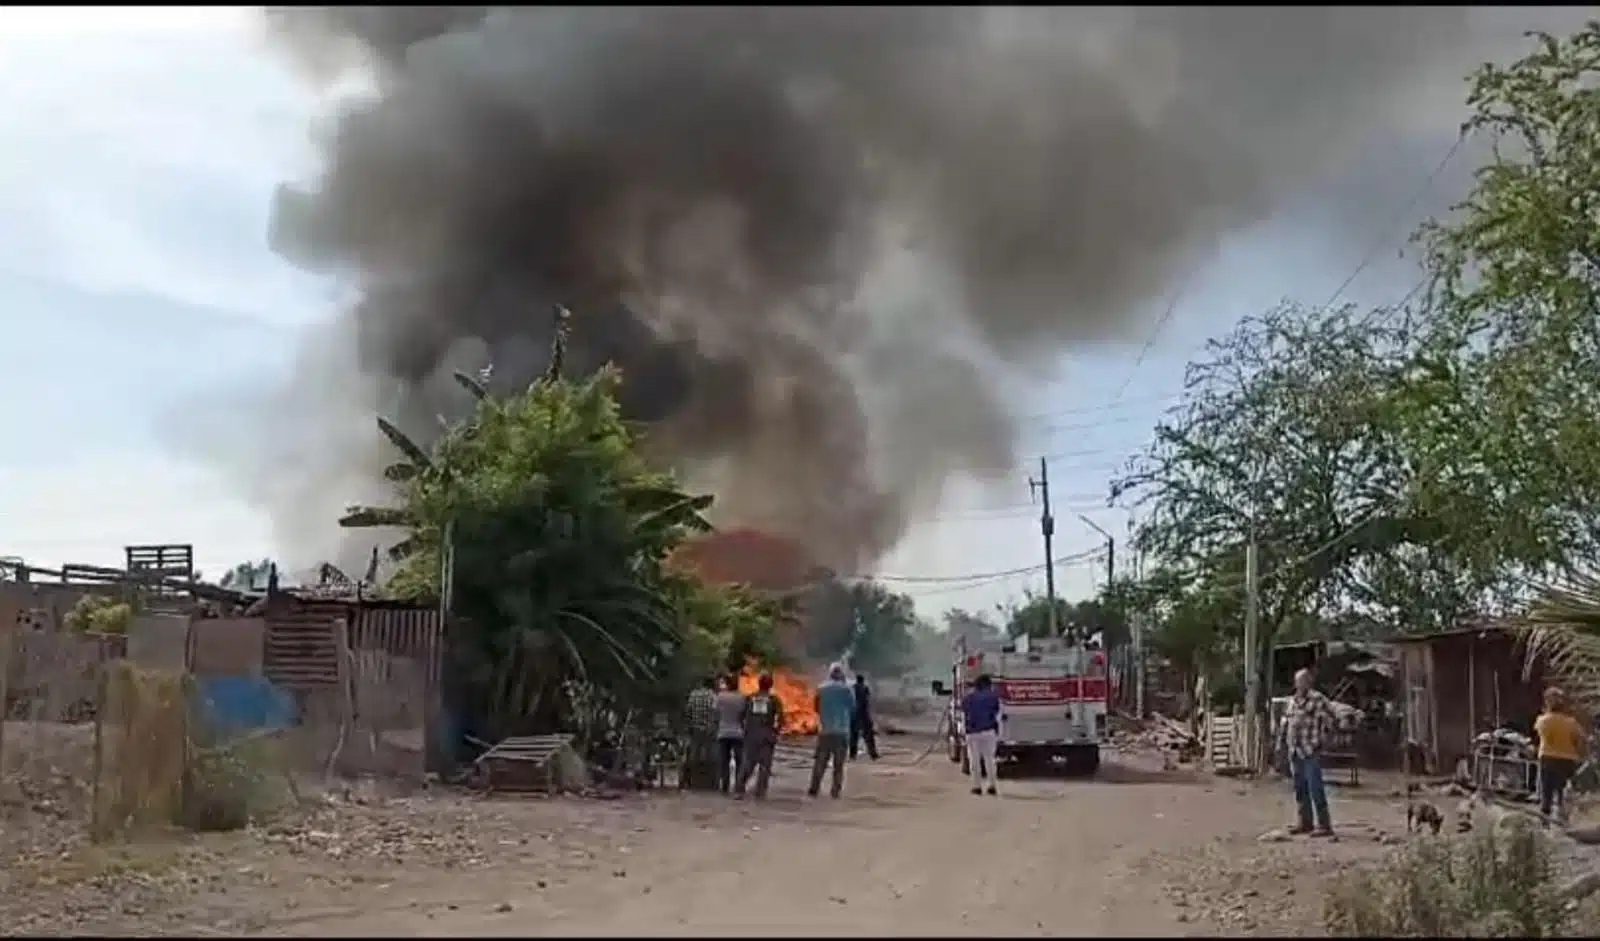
[{"x1": 1325, "y1": 816, "x2": 1578, "y2": 937}]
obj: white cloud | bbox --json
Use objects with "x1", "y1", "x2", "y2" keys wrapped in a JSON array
[
  {"x1": 0, "y1": 6, "x2": 327, "y2": 327},
  {"x1": 0, "y1": 7, "x2": 255, "y2": 39},
  {"x1": 0, "y1": 450, "x2": 275, "y2": 579}
]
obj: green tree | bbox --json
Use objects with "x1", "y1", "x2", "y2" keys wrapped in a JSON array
[
  {"x1": 63, "y1": 594, "x2": 133, "y2": 635},
  {"x1": 1111, "y1": 301, "x2": 1497, "y2": 729},
  {"x1": 803, "y1": 579, "x2": 919, "y2": 677},
  {"x1": 942, "y1": 607, "x2": 1003, "y2": 649},
  {"x1": 219, "y1": 558, "x2": 276, "y2": 592},
  {"x1": 1409, "y1": 23, "x2": 1600, "y2": 581},
  {"x1": 339, "y1": 309, "x2": 779, "y2": 741}
]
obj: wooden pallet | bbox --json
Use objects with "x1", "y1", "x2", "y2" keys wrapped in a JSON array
[
  {"x1": 1208, "y1": 715, "x2": 1238, "y2": 768},
  {"x1": 469, "y1": 733, "x2": 577, "y2": 793}
]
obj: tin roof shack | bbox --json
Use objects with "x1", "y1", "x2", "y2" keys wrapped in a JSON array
[
  {"x1": 1390, "y1": 625, "x2": 1548, "y2": 777},
  {"x1": 250, "y1": 583, "x2": 447, "y2": 779}
]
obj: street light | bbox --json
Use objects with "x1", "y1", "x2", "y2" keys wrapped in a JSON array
[{"x1": 1077, "y1": 514, "x2": 1114, "y2": 586}]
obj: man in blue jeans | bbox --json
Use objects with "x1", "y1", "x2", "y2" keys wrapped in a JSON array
[
  {"x1": 1279, "y1": 668, "x2": 1336, "y2": 837},
  {"x1": 809, "y1": 663, "x2": 856, "y2": 798}
]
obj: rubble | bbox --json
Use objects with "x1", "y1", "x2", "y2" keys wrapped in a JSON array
[{"x1": 1111, "y1": 712, "x2": 1202, "y2": 763}]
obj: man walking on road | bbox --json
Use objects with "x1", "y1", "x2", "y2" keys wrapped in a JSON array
[
  {"x1": 809, "y1": 662, "x2": 855, "y2": 798},
  {"x1": 850, "y1": 672, "x2": 880, "y2": 761},
  {"x1": 1280, "y1": 668, "x2": 1336, "y2": 837},
  {"x1": 962, "y1": 673, "x2": 1001, "y2": 796},
  {"x1": 735, "y1": 672, "x2": 784, "y2": 800},
  {"x1": 713, "y1": 674, "x2": 747, "y2": 795}
]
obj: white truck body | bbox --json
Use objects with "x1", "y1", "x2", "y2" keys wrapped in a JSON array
[{"x1": 939, "y1": 635, "x2": 1108, "y2": 774}]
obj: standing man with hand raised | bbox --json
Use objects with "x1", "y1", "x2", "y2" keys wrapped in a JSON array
[{"x1": 1280, "y1": 668, "x2": 1336, "y2": 838}]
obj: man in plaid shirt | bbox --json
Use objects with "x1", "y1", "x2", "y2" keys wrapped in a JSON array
[
  {"x1": 681, "y1": 677, "x2": 719, "y2": 790},
  {"x1": 1280, "y1": 668, "x2": 1336, "y2": 837}
]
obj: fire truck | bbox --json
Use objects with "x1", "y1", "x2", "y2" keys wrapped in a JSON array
[{"x1": 933, "y1": 634, "x2": 1109, "y2": 775}]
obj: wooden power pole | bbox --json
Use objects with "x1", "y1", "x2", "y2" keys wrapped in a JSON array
[{"x1": 1028, "y1": 458, "x2": 1058, "y2": 638}]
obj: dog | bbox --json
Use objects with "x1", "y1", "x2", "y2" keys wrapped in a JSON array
[{"x1": 1405, "y1": 782, "x2": 1444, "y2": 835}]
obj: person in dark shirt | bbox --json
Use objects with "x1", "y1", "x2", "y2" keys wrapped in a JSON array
[
  {"x1": 961, "y1": 673, "x2": 1002, "y2": 796},
  {"x1": 735, "y1": 672, "x2": 784, "y2": 799},
  {"x1": 850, "y1": 672, "x2": 880, "y2": 761}
]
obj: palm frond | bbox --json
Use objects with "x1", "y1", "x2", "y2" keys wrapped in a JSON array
[
  {"x1": 1514, "y1": 571, "x2": 1600, "y2": 712},
  {"x1": 453, "y1": 369, "x2": 490, "y2": 401},
  {"x1": 376, "y1": 416, "x2": 432, "y2": 469},
  {"x1": 383, "y1": 461, "x2": 419, "y2": 483},
  {"x1": 339, "y1": 505, "x2": 415, "y2": 528}
]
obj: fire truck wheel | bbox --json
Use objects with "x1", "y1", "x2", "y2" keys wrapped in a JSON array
[{"x1": 1064, "y1": 744, "x2": 1100, "y2": 776}]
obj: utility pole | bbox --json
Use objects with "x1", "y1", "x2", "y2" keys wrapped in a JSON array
[{"x1": 1028, "y1": 458, "x2": 1058, "y2": 638}]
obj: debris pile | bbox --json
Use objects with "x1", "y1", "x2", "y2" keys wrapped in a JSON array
[{"x1": 1112, "y1": 712, "x2": 1201, "y2": 763}]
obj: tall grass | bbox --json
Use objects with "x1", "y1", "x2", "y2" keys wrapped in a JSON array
[{"x1": 1325, "y1": 816, "x2": 1581, "y2": 937}]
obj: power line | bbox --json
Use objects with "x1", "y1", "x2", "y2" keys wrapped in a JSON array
[
  {"x1": 861, "y1": 546, "x2": 1107, "y2": 585},
  {"x1": 1112, "y1": 267, "x2": 1201, "y2": 403},
  {"x1": 899, "y1": 552, "x2": 1109, "y2": 598},
  {"x1": 1318, "y1": 131, "x2": 1467, "y2": 312}
]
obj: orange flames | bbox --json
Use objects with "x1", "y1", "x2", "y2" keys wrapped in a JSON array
[{"x1": 738, "y1": 666, "x2": 820, "y2": 736}]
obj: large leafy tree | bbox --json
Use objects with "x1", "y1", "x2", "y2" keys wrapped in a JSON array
[
  {"x1": 1111, "y1": 301, "x2": 1495, "y2": 721},
  {"x1": 340, "y1": 310, "x2": 777, "y2": 741},
  {"x1": 1409, "y1": 23, "x2": 1600, "y2": 580}
]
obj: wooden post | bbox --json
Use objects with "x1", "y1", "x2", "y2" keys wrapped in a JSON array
[
  {"x1": 0, "y1": 617, "x2": 11, "y2": 781},
  {"x1": 90, "y1": 664, "x2": 106, "y2": 841},
  {"x1": 1468, "y1": 642, "x2": 1477, "y2": 755}
]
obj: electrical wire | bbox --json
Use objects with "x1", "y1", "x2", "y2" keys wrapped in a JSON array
[
  {"x1": 1317, "y1": 131, "x2": 1467, "y2": 312},
  {"x1": 860, "y1": 546, "x2": 1107, "y2": 585}
]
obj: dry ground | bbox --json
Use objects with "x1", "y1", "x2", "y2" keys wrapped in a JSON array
[{"x1": 2, "y1": 719, "x2": 1425, "y2": 937}]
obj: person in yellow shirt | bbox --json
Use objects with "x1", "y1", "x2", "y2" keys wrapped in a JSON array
[{"x1": 1534, "y1": 687, "x2": 1587, "y2": 821}]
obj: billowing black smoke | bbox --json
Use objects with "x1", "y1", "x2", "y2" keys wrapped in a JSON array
[{"x1": 229, "y1": 7, "x2": 1571, "y2": 573}]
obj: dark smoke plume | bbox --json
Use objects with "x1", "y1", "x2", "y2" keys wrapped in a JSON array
[{"x1": 229, "y1": 6, "x2": 1576, "y2": 573}]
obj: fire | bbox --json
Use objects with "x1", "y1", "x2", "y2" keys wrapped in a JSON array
[{"x1": 737, "y1": 666, "x2": 820, "y2": 736}]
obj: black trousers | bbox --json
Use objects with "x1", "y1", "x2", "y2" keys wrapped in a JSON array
[
  {"x1": 1540, "y1": 756, "x2": 1578, "y2": 816},
  {"x1": 716, "y1": 736, "x2": 743, "y2": 794},
  {"x1": 850, "y1": 715, "x2": 879, "y2": 760}
]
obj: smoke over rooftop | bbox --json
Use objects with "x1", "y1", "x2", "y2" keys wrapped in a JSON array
[{"x1": 214, "y1": 7, "x2": 1567, "y2": 573}]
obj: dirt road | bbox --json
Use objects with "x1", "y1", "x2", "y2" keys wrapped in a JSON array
[
  {"x1": 7, "y1": 718, "x2": 1408, "y2": 937},
  {"x1": 249, "y1": 735, "x2": 1355, "y2": 938}
]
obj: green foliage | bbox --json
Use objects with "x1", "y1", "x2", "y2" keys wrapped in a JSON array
[
  {"x1": 1001, "y1": 590, "x2": 1129, "y2": 647},
  {"x1": 1409, "y1": 23, "x2": 1600, "y2": 580},
  {"x1": 1325, "y1": 818, "x2": 1571, "y2": 937},
  {"x1": 804, "y1": 579, "x2": 920, "y2": 676},
  {"x1": 672, "y1": 578, "x2": 790, "y2": 680},
  {"x1": 345, "y1": 333, "x2": 782, "y2": 743},
  {"x1": 63, "y1": 594, "x2": 133, "y2": 635},
  {"x1": 1108, "y1": 25, "x2": 1600, "y2": 678},
  {"x1": 943, "y1": 608, "x2": 1003, "y2": 648},
  {"x1": 218, "y1": 558, "x2": 276, "y2": 591}
]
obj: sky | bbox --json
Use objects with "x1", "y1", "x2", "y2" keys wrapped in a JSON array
[{"x1": 0, "y1": 7, "x2": 1505, "y2": 620}]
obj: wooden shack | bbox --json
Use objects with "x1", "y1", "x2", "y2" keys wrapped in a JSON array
[{"x1": 1391, "y1": 624, "x2": 1548, "y2": 776}]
